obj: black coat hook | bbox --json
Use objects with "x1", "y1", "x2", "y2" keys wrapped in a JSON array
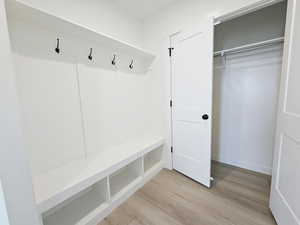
[
  {"x1": 112, "y1": 54, "x2": 116, "y2": 65},
  {"x1": 88, "y1": 48, "x2": 93, "y2": 61},
  {"x1": 129, "y1": 60, "x2": 134, "y2": 69},
  {"x1": 55, "y1": 38, "x2": 60, "y2": 54}
]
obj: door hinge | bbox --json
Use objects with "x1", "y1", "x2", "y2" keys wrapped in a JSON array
[
  {"x1": 170, "y1": 100, "x2": 173, "y2": 107},
  {"x1": 171, "y1": 146, "x2": 173, "y2": 153},
  {"x1": 168, "y1": 47, "x2": 174, "y2": 57}
]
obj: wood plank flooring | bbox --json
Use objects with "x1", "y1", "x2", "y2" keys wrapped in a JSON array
[{"x1": 99, "y1": 162, "x2": 277, "y2": 225}]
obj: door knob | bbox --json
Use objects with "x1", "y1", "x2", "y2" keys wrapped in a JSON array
[{"x1": 202, "y1": 114, "x2": 209, "y2": 120}]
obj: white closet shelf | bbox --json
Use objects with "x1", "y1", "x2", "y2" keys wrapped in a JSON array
[
  {"x1": 6, "y1": 0, "x2": 156, "y2": 64},
  {"x1": 33, "y1": 137, "x2": 164, "y2": 213}
]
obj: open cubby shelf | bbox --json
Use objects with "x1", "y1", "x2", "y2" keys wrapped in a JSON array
[
  {"x1": 33, "y1": 137, "x2": 164, "y2": 225},
  {"x1": 43, "y1": 178, "x2": 108, "y2": 225},
  {"x1": 34, "y1": 137, "x2": 164, "y2": 213}
]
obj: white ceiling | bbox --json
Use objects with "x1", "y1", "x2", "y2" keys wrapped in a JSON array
[{"x1": 109, "y1": 0, "x2": 178, "y2": 20}]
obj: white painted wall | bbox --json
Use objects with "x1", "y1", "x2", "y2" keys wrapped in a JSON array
[
  {"x1": 14, "y1": 57, "x2": 160, "y2": 175},
  {"x1": 142, "y1": 0, "x2": 286, "y2": 169},
  {"x1": 11, "y1": 46, "x2": 160, "y2": 177},
  {"x1": 14, "y1": 53, "x2": 160, "y2": 175},
  {"x1": 0, "y1": 0, "x2": 40, "y2": 224},
  {"x1": 77, "y1": 64, "x2": 158, "y2": 157},
  {"x1": 14, "y1": 55, "x2": 86, "y2": 176}
]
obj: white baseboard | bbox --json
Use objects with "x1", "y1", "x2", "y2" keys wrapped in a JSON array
[{"x1": 213, "y1": 158, "x2": 272, "y2": 175}]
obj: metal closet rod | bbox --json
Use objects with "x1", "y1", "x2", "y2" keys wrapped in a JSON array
[{"x1": 214, "y1": 37, "x2": 284, "y2": 57}]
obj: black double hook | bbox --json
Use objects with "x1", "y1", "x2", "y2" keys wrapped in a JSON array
[
  {"x1": 112, "y1": 54, "x2": 116, "y2": 65},
  {"x1": 55, "y1": 38, "x2": 60, "y2": 54},
  {"x1": 88, "y1": 48, "x2": 93, "y2": 61},
  {"x1": 129, "y1": 60, "x2": 134, "y2": 69}
]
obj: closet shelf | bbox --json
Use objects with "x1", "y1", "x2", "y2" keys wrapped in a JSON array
[
  {"x1": 33, "y1": 137, "x2": 164, "y2": 214},
  {"x1": 6, "y1": 0, "x2": 156, "y2": 70}
]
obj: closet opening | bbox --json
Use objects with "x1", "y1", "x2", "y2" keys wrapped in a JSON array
[
  {"x1": 212, "y1": 1, "x2": 287, "y2": 178},
  {"x1": 169, "y1": 0, "x2": 287, "y2": 188}
]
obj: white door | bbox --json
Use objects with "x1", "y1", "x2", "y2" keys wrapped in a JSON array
[
  {"x1": 270, "y1": 0, "x2": 300, "y2": 224},
  {"x1": 171, "y1": 19, "x2": 214, "y2": 187}
]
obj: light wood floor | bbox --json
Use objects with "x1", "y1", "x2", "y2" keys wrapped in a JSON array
[{"x1": 99, "y1": 162, "x2": 277, "y2": 225}]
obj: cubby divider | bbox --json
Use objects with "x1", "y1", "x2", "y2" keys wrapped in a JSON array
[
  {"x1": 144, "y1": 147, "x2": 163, "y2": 173},
  {"x1": 109, "y1": 158, "x2": 143, "y2": 198}
]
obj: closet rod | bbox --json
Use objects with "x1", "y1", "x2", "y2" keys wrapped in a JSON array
[{"x1": 214, "y1": 37, "x2": 284, "y2": 57}]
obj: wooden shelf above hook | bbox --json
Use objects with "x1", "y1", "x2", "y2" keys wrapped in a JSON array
[{"x1": 6, "y1": 0, "x2": 156, "y2": 72}]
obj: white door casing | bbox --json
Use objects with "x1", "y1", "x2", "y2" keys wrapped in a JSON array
[
  {"x1": 270, "y1": 0, "x2": 300, "y2": 224},
  {"x1": 171, "y1": 19, "x2": 214, "y2": 187}
]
